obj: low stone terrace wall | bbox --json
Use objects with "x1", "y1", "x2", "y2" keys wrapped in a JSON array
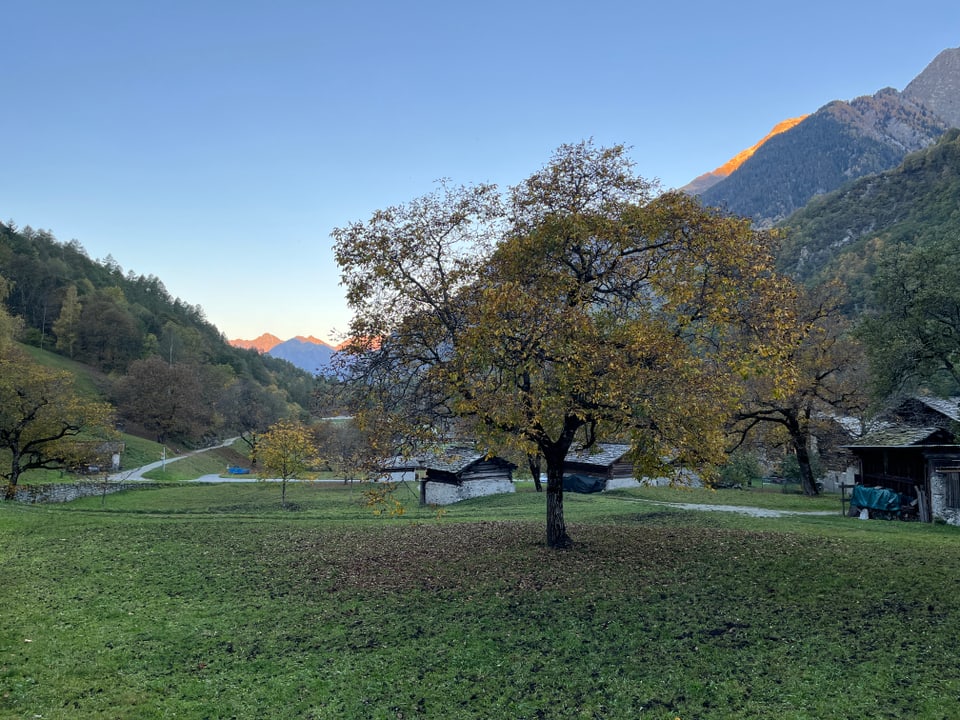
[{"x1": 6, "y1": 481, "x2": 159, "y2": 504}]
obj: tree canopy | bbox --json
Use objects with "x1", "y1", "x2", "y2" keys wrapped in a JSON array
[
  {"x1": 334, "y1": 141, "x2": 798, "y2": 548},
  {"x1": 859, "y1": 232, "x2": 960, "y2": 398}
]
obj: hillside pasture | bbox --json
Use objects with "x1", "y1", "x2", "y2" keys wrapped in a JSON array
[{"x1": 2, "y1": 483, "x2": 959, "y2": 719}]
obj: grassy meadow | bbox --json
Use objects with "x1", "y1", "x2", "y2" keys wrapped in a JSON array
[{"x1": 2, "y1": 482, "x2": 960, "y2": 719}]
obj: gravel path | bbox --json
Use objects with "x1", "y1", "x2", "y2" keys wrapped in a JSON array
[{"x1": 632, "y1": 498, "x2": 838, "y2": 518}]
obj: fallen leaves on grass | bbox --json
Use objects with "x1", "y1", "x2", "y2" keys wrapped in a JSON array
[{"x1": 259, "y1": 521, "x2": 818, "y2": 596}]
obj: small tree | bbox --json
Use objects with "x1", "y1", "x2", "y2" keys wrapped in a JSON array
[
  {"x1": 718, "y1": 449, "x2": 763, "y2": 488},
  {"x1": 257, "y1": 419, "x2": 318, "y2": 508},
  {"x1": 313, "y1": 419, "x2": 379, "y2": 484}
]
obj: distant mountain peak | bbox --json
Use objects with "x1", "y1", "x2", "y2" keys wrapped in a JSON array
[
  {"x1": 904, "y1": 46, "x2": 960, "y2": 129},
  {"x1": 293, "y1": 335, "x2": 334, "y2": 349},
  {"x1": 682, "y1": 115, "x2": 808, "y2": 195},
  {"x1": 229, "y1": 333, "x2": 282, "y2": 353},
  {"x1": 268, "y1": 336, "x2": 336, "y2": 375},
  {"x1": 229, "y1": 333, "x2": 337, "y2": 353},
  {"x1": 227, "y1": 333, "x2": 340, "y2": 374}
]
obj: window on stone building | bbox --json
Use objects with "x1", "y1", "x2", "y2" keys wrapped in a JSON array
[{"x1": 943, "y1": 471, "x2": 960, "y2": 510}]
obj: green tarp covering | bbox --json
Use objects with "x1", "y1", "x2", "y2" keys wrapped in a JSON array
[
  {"x1": 851, "y1": 485, "x2": 903, "y2": 512},
  {"x1": 563, "y1": 474, "x2": 606, "y2": 494}
]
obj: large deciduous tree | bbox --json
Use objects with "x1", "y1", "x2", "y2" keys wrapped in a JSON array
[
  {"x1": 114, "y1": 356, "x2": 222, "y2": 444},
  {"x1": 1, "y1": 348, "x2": 115, "y2": 499},
  {"x1": 730, "y1": 284, "x2": 868, "y2": 496},
  {"x1": 334, "y1": 141, "x2": 795, "y2": 548}
]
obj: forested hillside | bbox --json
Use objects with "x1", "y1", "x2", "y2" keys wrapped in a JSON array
[
  {"x1": 776, "y1": 128, "x2": 960, "y2": 307},
  {"x1": 0, "y1": 220, "x2": 324, "y2": 446}
]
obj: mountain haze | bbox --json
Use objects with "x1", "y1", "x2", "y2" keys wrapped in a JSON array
[{"x1": 692, "y1": 47, "x2": 960, "y2": 227}]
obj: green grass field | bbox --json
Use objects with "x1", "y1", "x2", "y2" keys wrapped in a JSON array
[{"x1": 2, "y1": 483, "x2": 959, "y2": 719}]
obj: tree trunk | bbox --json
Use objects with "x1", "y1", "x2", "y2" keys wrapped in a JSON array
[
  {"x1": 793, "y1": 435, "x2": 819, "y2": 496},
  {"x1": 4, "y1": 457, "x2": 22, "y2": 500},
  {"x1": 527, "y1": 454, "x2": 543, "y2": 492},
  {"x1": 544, "y1": 460, "x2": 572, "y2": 549}
]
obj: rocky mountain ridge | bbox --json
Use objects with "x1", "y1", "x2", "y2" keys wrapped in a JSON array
[
  {"x1": 691, "y1": 47, "x2": 960, "y2": 227},
  {"x1": 230, "y1": 332, "x2": 284, "y2": 353},
  {"x1": 904, "y1": 47, "x2": 960, "y2": 128}
]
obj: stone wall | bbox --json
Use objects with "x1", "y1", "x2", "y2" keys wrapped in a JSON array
[
  {"x1": 605, "y1": 477, "x2": 642, "y2": 490},
  {"x1": 423, "y1": 478, "x2": 515, "y2": 505},
  {"x1": 6, "y1": 481, "x2": 159, "y2": 504},
  {"x1": 930, "y1": 472, "x2": 960, "y2": 526}
]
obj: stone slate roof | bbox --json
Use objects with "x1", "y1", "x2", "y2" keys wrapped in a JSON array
[
  {"x1": 915, "y1": 396, "x2": 960, "y2": 423},
  {"x1": 845, "y1": 426, "x2": 954, "y2": 448},
  {"x1": 381, "y1": 455, "x2": 426, "y2": 472},
  {"x1": 843, "y1": 396, "x2": 960, "y2": 449},
  {"x1": 416, "y1": 446, "x2": 517, "y2": 473},
  {"x1": 423, "y1": 447, "x2": 489, "y2": 474},
  {"x1": 564, "y1": 443, "x2": 632, "y2": 468},
  {"x1": 381, "y1": 449, "x2": 488, "y2": 473}
]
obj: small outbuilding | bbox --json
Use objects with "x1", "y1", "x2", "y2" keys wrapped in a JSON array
[
  {"x1": 562, "y1": 443, "x2": 640, "y2": 493},
  {"x1": 420, "y1": 448, "x2": 517, "y2": 506},
  {"x1": 844, "y1": 396, "x2": 960, "y2": 525},
  {"x1": 561, "y1": 442, "x2": 703, "y2": 493}
]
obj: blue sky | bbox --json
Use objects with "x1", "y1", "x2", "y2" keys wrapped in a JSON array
[{"x1": 2, "y1": 1, "x2": 957, "y2": 343}]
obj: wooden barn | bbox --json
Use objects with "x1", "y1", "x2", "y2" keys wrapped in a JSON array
[
  {"x1": 561, "y1": 442, "x2": 703, "y2": 492},
  {"x1": 420, "y1": 448, "x2": 517, "y2": 506},
  {"x1": 562, "y1": 443, "x2": 640, "y2": 492},
  {"x1": 844, "y1": 396, "x2": 960, "y2": 525}
]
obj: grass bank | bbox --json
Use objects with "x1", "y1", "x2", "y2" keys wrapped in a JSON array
[{"x1": 2, "y1": 483, "x2": 958, "y2": 719}]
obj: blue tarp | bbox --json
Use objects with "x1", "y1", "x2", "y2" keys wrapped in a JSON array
[{"x1": 227, "y1": 466, "x2": 251, "y2": 475}]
